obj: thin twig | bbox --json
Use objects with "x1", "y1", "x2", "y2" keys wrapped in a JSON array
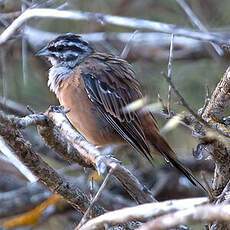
[
  {"x1": 167, "y1": 34, "x2": 174, "y2": 114},
  {"x1": 76, "y1": 168, "x2": 115, "y2": 229},
  {"x1": 157, "y1": 94, "x2": 168, "y2": 115},
  {"x1": 21, "y1": 1, "x2": 28, "y2": 85},
  {"x1": 161, "y1": 72, "x2": 230, "y2": 138},
  {"x1": 162, "y1": 71, "x2": 207, "y2": 126},
  {"x1": 0, "y1": 49, "x2": 7, "y2": 106},
  {"x1": 0, "y1": 96, "x2": 29, "y2": 116},
  {"x1": 198, "y1": 83, "x2": 210, "y2": 117},
  {"x1": 89, "y1": 176, "x2": 94, "y2": 201},
  {"x1": 120, "y1": 30, "x2": 138, "y2": 59},
  {"x1": 176, "y1": 0, "x2": 223, "y2": 56}
]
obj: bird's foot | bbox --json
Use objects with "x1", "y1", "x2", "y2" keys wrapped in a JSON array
[{"x1": 48, "y1": 105, "x2": 70, "y2": 114}]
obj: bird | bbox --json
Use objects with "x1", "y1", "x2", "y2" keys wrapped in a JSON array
[{"x1": 37, "y1": 33, "x2": 205, "y2": 190}]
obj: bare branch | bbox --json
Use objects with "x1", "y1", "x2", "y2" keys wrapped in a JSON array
[
  {"x1": 0, "y1": 8, "x2": 227, "y2": 46},
  {"x1": 0, "y1": 108, "x2": 155, "y2": 229},
  {"x1": 1, "y1": 107, "x2": 155, "y2": 204},
  {"x1": 25, "y1": 27, "x2": 230, "y2": 61},
  {"x1": 0, "y1": 96, "x2": 29, "y2": 116},
  {"x1": 202, "y1": 67, "x2": 230, "y2": 124},
  {"x1": 138, "y1": 204, "x2": 230, "y2": 230},
  {"x1": 162, "y1": 72, "x2": 208, "y2": 127},
  {"x1": 44, "y1": 107, "x2": 156, "y2": 204},
  {"x1": 176, "y1": 0, "x2": 223, "y2": 56},
  {"x1": 80, "y1": 197, "x2": 208, "y2": 230},
  {"x1": 200, "y1": 66, "x2": 230, "y2": 229},
  {"x1": 201, "y1": 67, "x2": 230, "y2": 196},
  {"x1": 12, "y1": 113, "x2": 48, "y2": 128},
  {"x1": 0, "y1": 111, "x2": 105, "y2": 217}
]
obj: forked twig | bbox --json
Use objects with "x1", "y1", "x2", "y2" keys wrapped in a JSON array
[
  {"x1": 162, "y1": 71, "x2": 207, "y2": 126},
  {"x1": 162, "y1": 71, "x2": 230, "y2": 138}
]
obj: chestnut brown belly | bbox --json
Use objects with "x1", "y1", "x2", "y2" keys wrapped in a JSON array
[{"x1": 57, "y1": 81, "x2": 123, "y2": 146}]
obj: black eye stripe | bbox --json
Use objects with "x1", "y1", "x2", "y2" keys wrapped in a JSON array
[
  {"x1": 69, "y1": 45, "x2": 84, "y2": 53},
  {"x1": 48, "y1": 45, "x2": 84, "y2": 53}
]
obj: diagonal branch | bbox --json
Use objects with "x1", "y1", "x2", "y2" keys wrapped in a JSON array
[
  {"x1": 200, "y1": 67, "x2": 230, "y2": 230},
  {"x1": 42, "y1": 107, "x2": 156, "y2": 204},
  {"x1": 2, "y1": 107, "x2": 156, "y2": 204},
  {"x1": 0, "y1": 110, "x2": 105, "y2": 218},
  {"x1": 202, "y1": 67, "x2": 230, "y2": 123},
  {"x1": 176, "y1": 0, "x2": 223, "y2": 56}
]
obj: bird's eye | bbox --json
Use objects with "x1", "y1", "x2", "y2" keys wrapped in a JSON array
[
  {"x1": 56, "y1": 45, "x2": 64, "y2": 51},
  {"x1": 48, "y1": 45, "x2": 64, "y2": 52},
  {"x1": 48, "y1": 46, "x2": 56, "y2": 52}
]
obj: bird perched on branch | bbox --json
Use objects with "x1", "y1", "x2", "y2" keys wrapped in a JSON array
[{"x1": 37, "y1": 33, "x2": 204, "y2": 189}]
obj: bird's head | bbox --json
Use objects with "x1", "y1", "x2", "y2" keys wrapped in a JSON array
[{"x1": 36, "y1": 33, "x2": 94, "y2": 68}]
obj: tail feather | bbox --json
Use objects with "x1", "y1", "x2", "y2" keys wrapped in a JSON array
[
  {"x1": 141, "y1": 113, "x2": 206, "y2": 192},
  {"x1": 147, "y1": 129, "x2": 206, "y2": 192},
  {"x1": 162, "y1": 152, "x2": 207, "y2": 192}
]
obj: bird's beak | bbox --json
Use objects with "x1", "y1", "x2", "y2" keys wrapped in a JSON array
[{"x1": 35, "y1": 46, "x2": 50, "y2": 56}]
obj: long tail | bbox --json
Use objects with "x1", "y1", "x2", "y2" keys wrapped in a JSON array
[
  {"x1": 161, "y1": 150, "x2": 205, "y2": 190},
  {"x1": 146, "y1": 126, "x2": 207, "y2": 192}
]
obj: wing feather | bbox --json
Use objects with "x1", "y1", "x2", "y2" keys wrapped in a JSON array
[{"x1": 81, "y1": 55, "x2": 153, "y2": 163}]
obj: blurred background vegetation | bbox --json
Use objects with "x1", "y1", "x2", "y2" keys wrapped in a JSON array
[{"x1": 0, "y1": 0, "x2": 230, "y2": 229}]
